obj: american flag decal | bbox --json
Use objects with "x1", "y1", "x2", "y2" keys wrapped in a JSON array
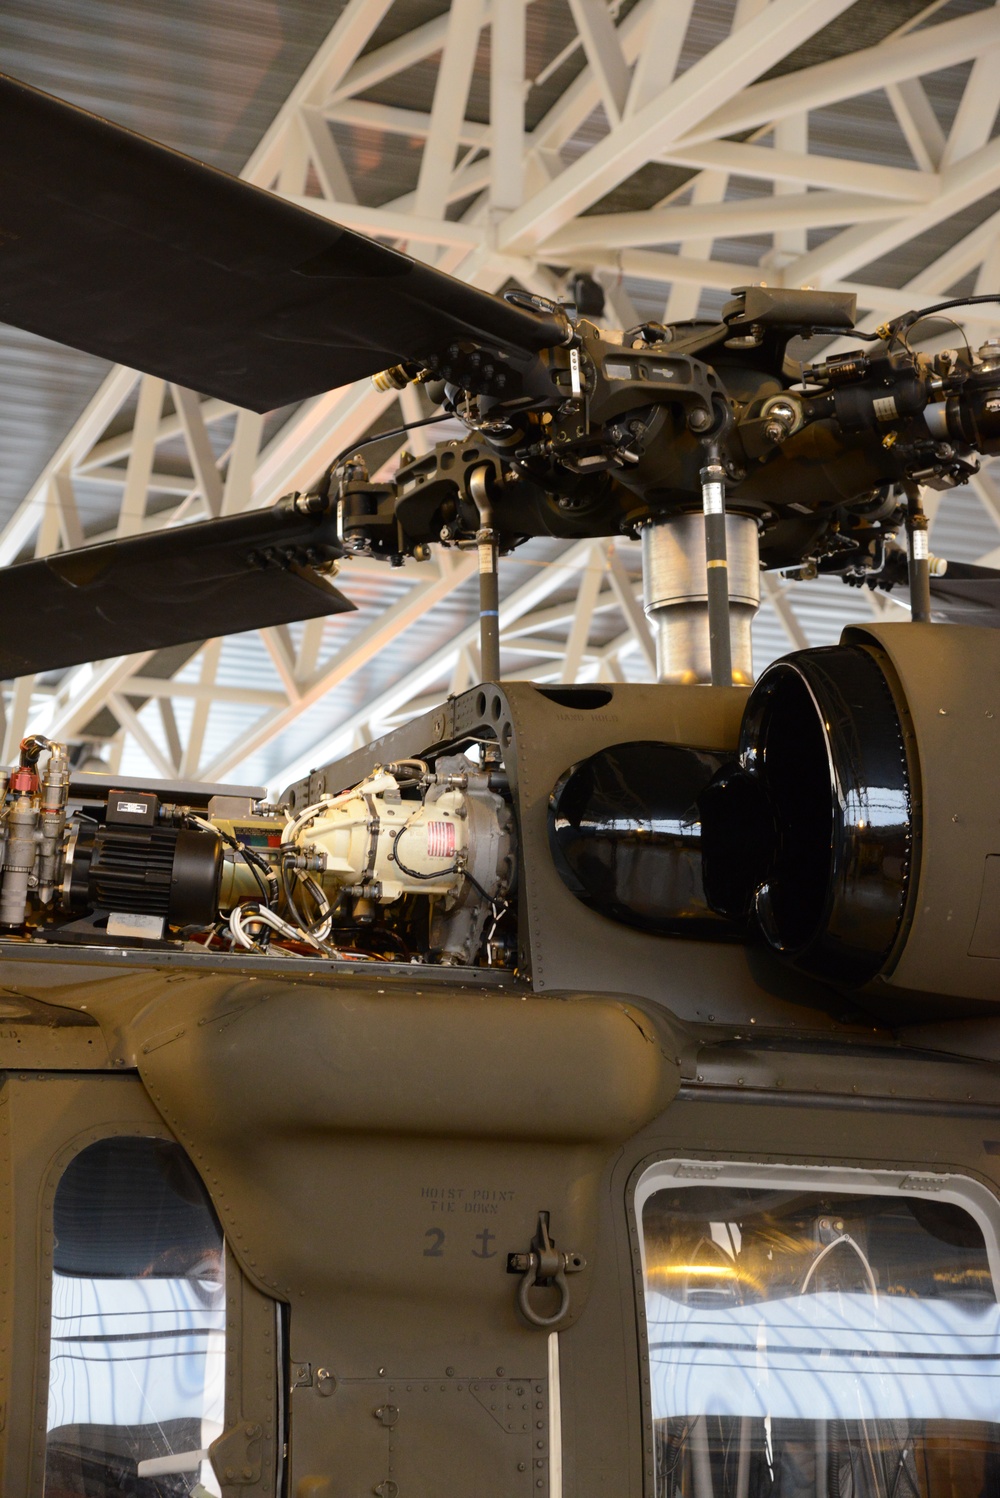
[{"x1": 427, "y1": 820, "x2": 456, "y2": 859}]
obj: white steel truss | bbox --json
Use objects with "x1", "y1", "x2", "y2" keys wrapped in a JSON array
[{"x1": 6, "y1": 0, "x2": 1000, "y2": 791}]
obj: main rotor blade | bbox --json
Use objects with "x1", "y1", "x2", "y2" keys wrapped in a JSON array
[
  {"x1": 930, "y1": 561, "x2": 1000, "y2": 626},
  {"x1": 0, "y1": 75, "x2": 562, "y2": 412},
  {"x1": 0, "y1": 503, "x2": 353, "y2": 679}
]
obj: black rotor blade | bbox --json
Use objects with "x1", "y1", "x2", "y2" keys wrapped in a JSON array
[
  {"x1": 0, "y1": 74, "x2": 563, "y2": 412},
  {"x1": 930, "y1": 561, "x2": 1000, "y2": 626},
  {"x1": 0, "y1": 502, "x2": 353, "y2": 679}
]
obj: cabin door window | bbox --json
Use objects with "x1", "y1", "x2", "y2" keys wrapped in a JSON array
[
  {"x1": 636, "y1": 1161, "x2": 1000, "y2": 1497},
  {"x1": 44, "y1": 1135, "x2": 225, "y2": 1497}
]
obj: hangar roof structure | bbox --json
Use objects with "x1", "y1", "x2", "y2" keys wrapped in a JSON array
[{"x1": 2, "y1": 0, "x2": 1000, "y2": 791}]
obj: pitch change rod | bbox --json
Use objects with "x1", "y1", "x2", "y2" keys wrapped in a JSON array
[
  {"x1": 700, "y1": 460, "x2": 733, "y2": 687},
  {"x1": 906, "y1": 484, "x2": 932, "y2": 624},
  {"x1": 470, "y1": 465, "x2": 501, "y2": 681}
]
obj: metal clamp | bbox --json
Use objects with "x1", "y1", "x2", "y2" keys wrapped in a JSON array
[{"x1": 507, "y1": 1211, "x2": 585, "y2": 1328}]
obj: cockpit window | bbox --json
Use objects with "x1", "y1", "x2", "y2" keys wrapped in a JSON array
[
  {"x1": 45, "y1": 1136, "x2": 225, "y2": 1497},
  {"x1": 637, "y1": 1163, "x2": 1000, "y2": 1497}
]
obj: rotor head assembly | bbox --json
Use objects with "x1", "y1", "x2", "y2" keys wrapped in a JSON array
[{"x1": 2, "y1": 75, "x2": 1000, "y2": 684}]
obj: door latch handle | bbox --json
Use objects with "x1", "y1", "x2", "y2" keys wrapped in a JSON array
[{"x1": 507, "y1": 1210, "x2": 585, "y2": 1328}]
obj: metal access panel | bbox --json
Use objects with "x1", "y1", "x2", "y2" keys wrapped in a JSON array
[{"x1": 292, "y1": 1374, "x2": 548, "y2": 1496}]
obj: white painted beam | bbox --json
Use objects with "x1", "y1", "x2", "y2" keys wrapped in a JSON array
[
  {"x1": 325, "y1": 13, "x2": 452, "y2": 107},
  {"x1": 490, "y1": 0, "x2": 527, "y2": 212},
  {"x1": 158, "y1": 698, "x2": 184, "y2": 773},
  {"x1": 325, "y1": 98, "x2": 488, "y2": 147},
  {"x1": 605, "y1": 546, "x2": 655, "y2": 671},
  {"x1": 180, "y1": 641, "x2": 223, "y2": 778},
  {"x1": 222, "y1": 411, "x2": 265, "y2": 516},
  {"x1": 127, "y1": 676, "x2": 287, "y2": 707},
  {"x1": 626, "y1": 0, "x2": 693, "y2": 118},
  {"x1": 761, "y1": 575, "x2": 810, "y2": 651},
  {"x1": 662, "y1": 170, "x2": 730, "y2": 322},
  {"x1": 772, "y1": 114, "x2": 808, "y2": 260},
  {"x1": 886, "y1": 78, "x2": 946, "y2": 174},
  {"x1": 583, "y1": 246, "x2": 760, "y2": 291},
  {"x1": 679, "y1": 11, "x2": 1000, "y2": 147},
  {"x1": 561, "y1": 543, "x2": 607, "y2": 681},
  {"x1": 108, "y1": 694, "x2": 175, "y2": 779},
  {"x1": 50, "y1": 469, "x2": 84, "y2": 551},
  {"x1": 171, "y1": 385, "x2": 224, "y2": 517},
  {"x1": 117, "y1": 378, "x2": 165, "y2": 539},
  {"x1": 415, "y1": 0, "x2": 487, "y2": 221},
  {"x1": 532, "y1": 0, "x2": 653, "y2": 154},
  {"x1": 76, "y1": 398, "x2": 232, "y2": 472},
  {"x1": 259, "y1": 627, "x2": 302, "y2": 703},
  {"x1": 39, "y1": 654, "x2": 158, "y2": 743},
  {"x1": 658, "y1": 139, "x2": 938, "y2": 202},
  {"x1": 940, "y1": 7, "x2": 1000, "y2": 171},
  {"x1": 542, "y1": 190, "x2": 905, "y2": 257},
  {"x1": 299, "y1": 106, "x2": 357, "y2": 204},
  {"x1": 80, "y1": 466, "x2": 197, "y2": 497},
  {"x1": 567, "y1": 0, "x2": 630, "y2": 127},
  {"x1": 247, "y1": 0, "x2": 397, "y2": 179},
  {"x1": 498, "y1": 0, "x2": 856, "y2": 252},
  {"x1": 285, "y1": 195, "x2": 484, "y2": 249},
  {"x1": 786, "y1": 133, "x2": 1000, "y2": 289}
]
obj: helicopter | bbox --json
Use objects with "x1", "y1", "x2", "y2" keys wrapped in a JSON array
[{"x1": 6, "y1": 67, "x2": 1000, "y2": 1498}]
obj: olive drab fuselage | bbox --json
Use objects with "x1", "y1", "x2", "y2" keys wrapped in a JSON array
[{"x1": 6, "y1": 621, "x2": 1000, "y2": 1496}]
